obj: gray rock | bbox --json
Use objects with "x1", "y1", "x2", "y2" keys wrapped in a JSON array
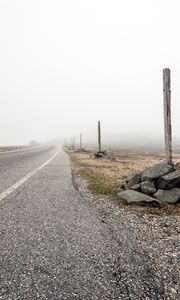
[
  {"x1": 141, "y1": 163, "x2": 174, "y2": 182},
  {"x1": 119, "y1": 182, "x2": 127, "y2": 190},
  {"x1": 174, "y1": 163, "x2": 180, "y2": 170},
  {"x1": 154, "y1": 188, "x2": 180, "y2": 204},
  {"x1": 126, "y1": 172, "x2": 141, "y2": 188},
  {"x1": 158, "y1": 170, "x2": 180, "y2": 189},
  {"x1": 117, "y1": 187, "x2": 124, "y2": 193},
  {"x1": 126, "y1": 171, "x2": 140, "y2": 182},
  {"x1": 117, "y1": 190, "x2": 161, "y2": 206},
  {"x1": 130, "y1": 183, "x2": 141, "y2": 191},
  {"x1": 141, "y1": 180, "x2": 156, "y2": 195}
]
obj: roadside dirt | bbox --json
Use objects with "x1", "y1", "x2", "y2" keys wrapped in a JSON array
[{"x1": 70, "y1": 157, "x2": 180, "y2": 299}]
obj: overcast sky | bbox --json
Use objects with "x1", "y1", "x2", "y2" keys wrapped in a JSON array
[{"x1": 0, "y1": 0, "x2": 180, "y2": 147}]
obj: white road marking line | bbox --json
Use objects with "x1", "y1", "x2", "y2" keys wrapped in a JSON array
[{"x1": 0, "y1": 150, "x2": 60, "y2": 202}]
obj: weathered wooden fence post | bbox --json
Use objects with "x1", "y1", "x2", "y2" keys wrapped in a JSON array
[
  {"x1": 73, "y1": 136, "x2": 76, "y2": 149},
  {"x1": 98, "y1": 121, "x2": 101, "y2": 151},
  {"x1": 80, "y1": 133, "x2": 82, "y2": 150},
  {"x1": 163, "y1": 68, "x2": 172, "y2": 165}
]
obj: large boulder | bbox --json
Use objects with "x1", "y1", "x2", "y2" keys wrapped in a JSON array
[
  {"x1": 158, "y1": 170, "x2": 180, "y2": 189},
  {"x1": 117, "y1": 187, "x2": 124, "y2": 193},
  {"x1": 154, "y1": 188, "x2": 180, "y2": 204},
  {"x1": 174, "y1": 163, "x2": 180, "y2": 171},
  {"x1": 117, "y1": 190, "x2": 161, "y2": 206},
  {"x1": 126, "y1": 172, "x2": 141, "y2": 189},
  {"x1": 141, "y1": 163, "x2": 174, "y2": 182},
  {"x1": 130, "y1": 183, "x2": 141, "y2": 191},
  {"x1": 141, "y1": 180, "x2": 156, "y2": 195}
]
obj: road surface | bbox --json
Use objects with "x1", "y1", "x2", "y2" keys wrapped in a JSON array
[{"x1": 0, "y1": 145, "x2": 179, "y2": 299}]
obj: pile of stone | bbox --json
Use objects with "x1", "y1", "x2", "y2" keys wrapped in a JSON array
[
  {"x1": 91, "y1": 150, "x2": 111, "y2": 159},
  {"x1": 117, "y1": 163, "x2": 180, "y2": 206}
]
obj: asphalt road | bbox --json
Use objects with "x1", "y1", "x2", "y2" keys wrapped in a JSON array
[
  {"x1": 0, "y1": 145, "x2": 57, "y2": 195},
  {"x1": 0, "y1": 146, "x2": 179, "y2": 300},
  {"x1": 0, "y1": 145, "x2": 116, "y2": 299}
]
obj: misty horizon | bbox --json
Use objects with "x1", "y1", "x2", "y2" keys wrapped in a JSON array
[{"x1": 1, "y1": 0, "x2": 180, "y2": 149}]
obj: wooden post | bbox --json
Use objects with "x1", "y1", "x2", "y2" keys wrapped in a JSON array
[
  {"x1": 98, "y1": 121, "x2": 101, "y2": 151},
  {"x1": 80, "y1": 133, "x2": 82, "y2": 150},
  {"x1": 163, "y1": 68, "x2": 172, "y2": 164}
]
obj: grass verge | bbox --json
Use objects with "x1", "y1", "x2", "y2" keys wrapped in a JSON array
[
  {"x1": 68, "y1": 152, "x2": 90, "y2": 167},
  {"x1": 67, "y1": 150, "x2": 180, "y2": 214},
  {"x1": 79, "y1": 169, "x2": 116, "y2": 194},
  {"x1": 0, "y1": 145, "x2": 30, "y2": 152}
]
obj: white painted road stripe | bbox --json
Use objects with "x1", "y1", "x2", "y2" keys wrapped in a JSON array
[{"x1": 0, "y1": 150, "x2": 60, "y2": 202}]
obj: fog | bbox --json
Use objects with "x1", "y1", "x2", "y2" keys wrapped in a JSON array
[{"x1": 0, "y1": 0, "x2": 180, "y2": 150}]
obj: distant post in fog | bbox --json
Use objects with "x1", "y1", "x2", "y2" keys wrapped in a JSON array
[
  {"x1": 163, "y1": 68, "x2": 172, "y2": 165},
  {"x1": 80, "y1": 133, "x2": 82, "y2": 150},
  {"x1": 98, "y1": 121, "x2": 101, "y2": 151},
  {"x1": 71, "y1": 136, "x2": 73, "y2": 148}
]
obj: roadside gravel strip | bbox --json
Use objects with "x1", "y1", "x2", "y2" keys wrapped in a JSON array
[{"x1": 0, "y1": 149, "x2": 179, "y2": 299}]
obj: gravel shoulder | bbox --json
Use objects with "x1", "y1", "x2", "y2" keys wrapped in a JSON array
[
  {"x1": 71, "y1": 161, "x2": 180, "y2": 300},
  {"x1": 0, "y1": 149, "x2": 179, "y2": 300}
]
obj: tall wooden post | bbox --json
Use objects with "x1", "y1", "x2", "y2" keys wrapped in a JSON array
[
  {"x1": 163, "y1": 68, "x2": 172, "y2": 165},
  {"x1": 98, "y1": 121, "x2": 101, "y2": 151},
  {"x1": 80, "y1": 133, "x2": 82, "y2": 150}
]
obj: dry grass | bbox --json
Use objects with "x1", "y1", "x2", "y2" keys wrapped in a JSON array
[
  {"x1": 139, "y1": 202, "x2": 180, "y2": 215},
  {"x1": 79, "y1": 169, "x2": 116, "y2": 194},
  {"x1": 0, "y1": 145, "x2": 30, "y2": 152},
  {"x1": 68, "y1": 150, "x2": 164, "y2": 189},
  {"x1": 122, "y1": 202, "x2": 180, "y2": 215},
  {"x1": 69, "y1": 151, "x2": 180, "y2": 184},
  {"x1": 67, "y1": 150, "x2": 180, "y2": 215}
]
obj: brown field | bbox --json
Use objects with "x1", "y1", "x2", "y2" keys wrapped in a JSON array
[
  {"x1": 69, "y1": 150, "x2": 179, "y2": 185},
  {"x1": 67, "y1": 149, "x2": 180, "y2": 214},
  {"x1": 0, "y1": 145, "x2": 31, "y2": 152}
]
